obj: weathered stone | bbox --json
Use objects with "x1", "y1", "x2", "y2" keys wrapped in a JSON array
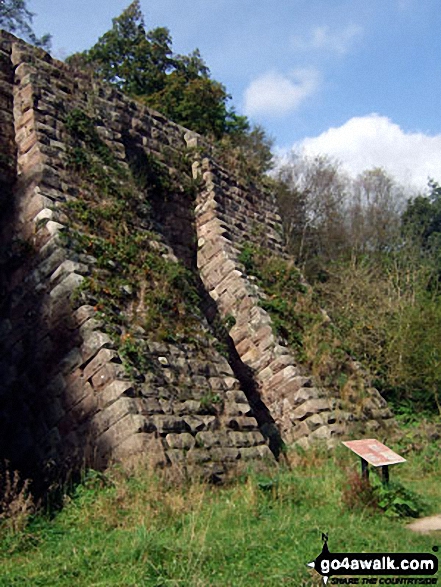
[
  {"x1": 291, "y1": 399, "x2": 331, "y2": 421},
  {"x1": 304, "y1": 413, "x2": 325, "y2": 431},
  {"x1": 112, "y1": 433, "x2": 166, "y2": 468},
  {"x1": 80, "y1": 331, "x2": 113, "y2": 362},
  {"x1": 165, "y1": 433, "x2": 195, "y2": 450},
  {"x1": 210, "y1": 447, "x2": 240, "y2": 462},
  {"x1": 91, "y1": 362, "x2": 127, "y2": 391},
  {"x1": 183, "y1": 415, "x2": 216, "y2": 433},
  {"x1": 91, "y1": 398, "x2": 139, "y2": 436},
  {"x1": 224, "y1": 402, "x2": 253, "y2": 417},
  {"x1": 98, "y1": 380, "x2": 136, "y2": 409},
  {"x1": 83, "y1": 348, "x2": 121, "y2": 382},
  {"x1": 225, "y1": 389, "x2": 249, "y2": 403},
  {"x1": 225, "y1": 416, "x2": 259, "y2": 430},
  {"x1": 59, "y1": 348, "x2": 83, "y2": 374},
  {"x1": 196, "y1": 431, "x2": 229, "y2": 448},
  {"x1": 228, "y1": 430, "x2": 265, "y2": 447},
  {"x1": 0, "y1": 33, "x2": 396, "y2": 482},
  {"x1": 152, "y1": 416, "x2": 191, "y2": 434}
]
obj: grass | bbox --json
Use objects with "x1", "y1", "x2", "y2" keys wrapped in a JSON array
[{"x1": 0, "y1": 438, "x2": 439, "y2": 586}]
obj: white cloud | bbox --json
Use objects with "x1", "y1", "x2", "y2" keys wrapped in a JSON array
[
  {"x1": 291, "y1": 24, "x2": 363, "y2": 56},
  {"x1": 294, "y1": 114, "x2": 441, "y2": 191},
  {"x1": 243, "y1": 69, "x2": 320, "y2": 118}
]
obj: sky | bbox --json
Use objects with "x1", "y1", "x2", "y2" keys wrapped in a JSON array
[{"x1": 29, "y1": 0, "x2": 441, "y2": 192}]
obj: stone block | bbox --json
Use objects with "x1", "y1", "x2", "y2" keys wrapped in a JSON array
[
  {"x1": 175, "y1": 400, "x2": 201, "y2": 415},
  {"x1": 289, "y1": 420, "x2": 310, "y2": 442},
  {"x1": 80, "y1": 330, "x2": 113, "y2": 362},
  {"x1": 69, "y1": 392, "x2": 98, "y2": 424},
  {"x1": 210, "y1": 447, "x2": 240, "y2": 462},
  {"x1": 228, "y1": 430, "x2": 265, "y2": 447},
  {"x1": 96, "y1": 414, "x2": 148, "y2": 450},
  {"x1": 98, "y1": 380, "x2": 135, "y2": 409},
  {"x1": 224, "y1": 402, "x2": 253, "y2": 417},
  {"x1": 152, "y1": 416, "x2": 191, "y2": 434},
  {"x1": 83, "y1": 348, "x2": 121, "y2": 382},
  {"x1": 91, "y1": 397, "x2": 139, "y2": 436},
  {"x1": 74, "y1": 305, "x2": 96, "y2": 327},
  {"x1": 309, "y1": 425, "x2": 332, "y2": 441},
  {"x1": 291, "y1": 399, "x2": 331, "y2": 421},
  {"x1": 183, "y1": 415, "x2": 216, "y2": 433},
  {"x1": 64, "y1": 377, "x2": 93, "y2": 410},
  {"x1": 112, "y1": 433, "x2": 167, "y2": 468},
  {"x1": 50, "y1": 260, "x2": 89, "y2": 284},
  {"x1": 91, "y1": 362, "x2": 127, "y2": 390},
  {"x1": 165, "y1": 433, "x2": 195, "y2": 450},
  {"x1": 186, "y1": 448, "x2": 211, "y2": 464},
  {"x1": 293, "y1": 386, "x2": 320, "y2": 404},
  {"x1": 196, "y1": 430, "x2": 229, "y2": 448},
  {"x1": 59, "y1": 348, "x2": 83, "y2": 374},
  {"x1": 304, "y1": 413, "x2": 325, "y2": 431},
  {"x1": 225, "y1": 389, "x2": 249, "y2": 404},
  {"x1": 239, "y1": 445, "x2": 273, "y2": 461},
  {"x1": 49, "y1": 271, "x2": 83, "y2": 300},
  {"x1": 225, "y1": 416, "x2": 258, "y2": 431}
]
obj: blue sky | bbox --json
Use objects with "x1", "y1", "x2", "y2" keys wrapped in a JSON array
[{"x1": 30, "y1": 0, "x2": 441, "y2": 191}]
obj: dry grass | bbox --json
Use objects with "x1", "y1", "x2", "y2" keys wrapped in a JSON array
[{"x1": 0, "y1": 462, "x2": 35, "y2": 532}]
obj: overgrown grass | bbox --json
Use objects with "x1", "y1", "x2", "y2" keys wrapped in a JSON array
[
  {"x1": 0, "y1": 441, "x2": 439, "y2": 586},
  {"x1": 237, "y1": 244, "x2": 370, "y2": 406}
]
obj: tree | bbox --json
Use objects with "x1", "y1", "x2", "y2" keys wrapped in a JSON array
[
  {"x1": 68, "y1": 2, "x2": 173, "y2": 96},
  {"x1": 68, "y1": 1, "x2": 273, "y2": 170},
  {"x1": 0, "y1": 0, "x2": 51, "y2": 48},
  {"x1": 402, "y1": 180, "x2": 441, "y2": 252},
  {"x1": 401, "y1": 179, "x2": 441, "y2": 290},
  {"x1": 347, "y1": 167, "x2": 403, "y2": 254},
  {"x1": 275, "y1": 151, "x2": 349, "y2": 270}
]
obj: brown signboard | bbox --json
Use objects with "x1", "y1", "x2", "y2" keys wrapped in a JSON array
[{"x1": 342, "y1": 439, "x2": 406, "y2": 467}]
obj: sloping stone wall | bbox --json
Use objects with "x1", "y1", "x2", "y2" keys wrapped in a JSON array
[
  {"x1": 0, "y1": 33, "x2": 15, "y2": 201},
  {"x1": 0, "y1": 32, "x2": 270, "y2": 487},
  {"x1": 0, "y1": 31, "x2": 395, "y2": 489},
  {"x1": 190, "y1": 147, "x2": 395, "y2": 449}
]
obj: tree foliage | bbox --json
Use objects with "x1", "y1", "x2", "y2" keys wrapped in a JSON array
[
  {"x1": 275, "y1": 153, "x2": 405, "y2": 274},
  {"x1": 67, "y1": 0, "x2": 272, "y2": 172},
  {"x1": 274, "y1": 150, "x2": 441, "y2": 416},
  {"x1": 0, "y1": 0, "x2": 50, "y2": 48}
]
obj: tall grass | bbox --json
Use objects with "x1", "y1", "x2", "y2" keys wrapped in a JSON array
[{"x1": 0, "y1": 440, "x2": 439, "y2": 587}]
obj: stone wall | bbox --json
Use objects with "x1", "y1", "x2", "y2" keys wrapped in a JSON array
[
  {"x1": 0, "y1": 32, "x2": 271, "y2": 488},
  {"x1": 0, "y1": 33, "x2": 15, "y2": 201},
  {"x1": 191, "y1": 145, "x2": 395, "y2": 449},
  {"x1": 0, "y1": 31, "x2": 395, "y2": 489}
]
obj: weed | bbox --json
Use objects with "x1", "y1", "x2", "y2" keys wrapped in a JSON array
[
  {"x1": 0, "y1": 441, "x2": 438, "y2": 586},
  {"x1": 0, "y1": 463, "x2": 35, "y2": 533},
  {"x1": 238, "y1": 243, "x2": 372, "y2": 407},
  {"x1": 63, "y1": 106, "x2": 206, "y2": 384},
  {"x1": 199, "y1": 391, "x2": 222, "y2": 413}
]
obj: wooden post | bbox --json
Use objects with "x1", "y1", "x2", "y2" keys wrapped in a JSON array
[
  {"x1": 361, "y1": 457, "x2": 369, "y2": 481},
  {"x1": 382, "y1": 465, "x2": 390, "y2": 486}
]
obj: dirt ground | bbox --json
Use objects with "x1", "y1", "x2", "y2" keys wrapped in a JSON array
[{"x1": 407, "y1": 515, "x2": 441, "y2": 533}]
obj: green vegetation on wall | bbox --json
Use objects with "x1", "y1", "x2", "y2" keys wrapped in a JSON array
[
  {"x1": 238, "y1": 244, "x2": 368, "y2": 404},
  {"x1": 66, "y1": 1, "x2": 273, "y2": 180},
  {"x1": 63, "y1": 108, "x2": 204, "y2": 375}
]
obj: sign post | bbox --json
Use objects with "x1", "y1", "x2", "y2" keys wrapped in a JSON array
[{"x1": 342, "y1": 439, "x2": 406, "y2": 485}]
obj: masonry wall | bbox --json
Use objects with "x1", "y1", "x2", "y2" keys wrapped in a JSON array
[
  {"x1": 0, "y1": 32, "x2": 395, "y2": 490},
  {"x1": 0, "y1": 32, "x2": 271, "y2": 489},
  {"x1": 191, "y1": 147, "x2": 395, "y2": 449}
]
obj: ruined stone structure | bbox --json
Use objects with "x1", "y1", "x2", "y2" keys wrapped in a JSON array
[{"x1": 0, "y1": 32, "x2": 394, "y2": 487}]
